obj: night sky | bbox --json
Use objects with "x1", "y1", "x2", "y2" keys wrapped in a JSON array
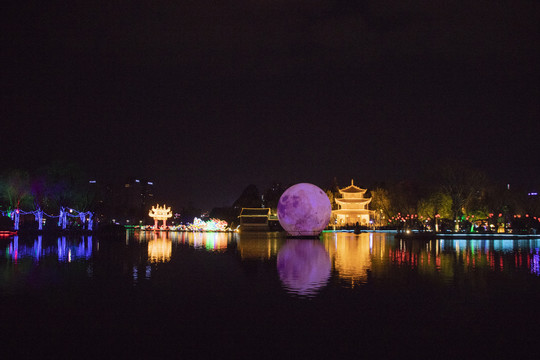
[{"x1": 2, "y1": 1, "x2": 539, "y2": 210}]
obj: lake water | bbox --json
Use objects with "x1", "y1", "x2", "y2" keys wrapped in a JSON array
[{"x1": 1, "y1": 231, "x2": 539, "y2": 359}]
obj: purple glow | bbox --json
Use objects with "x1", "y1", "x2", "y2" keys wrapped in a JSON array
[
  {"x1": 6, "y1": 236, "x2": 91, "y2": 261},
  {"x1": 277, "y1": 183, "x2": 332, "y2": 236},
  {"x1": 277, "y1": 240, "x2": 331, "y2": 297},
  {"x1": 14, "y1": 209, "x2": 20, "y2": 231},
  {"x1": 34, "y1": 209, "x2": 44, "y2": 230},
  {"x1": 532, "y1": 248, "x2": 539, "y2": 276},
  {"x1": 87, "y1": 213, "x2": 93, "y2": 231}
]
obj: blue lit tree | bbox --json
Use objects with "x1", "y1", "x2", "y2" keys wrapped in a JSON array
[
  {"x1": 43, "y1": 161, "x2": 95, "y2": 229},
  {"x1": 30, "y1": 176, "x2": 49, "y2": 230}
]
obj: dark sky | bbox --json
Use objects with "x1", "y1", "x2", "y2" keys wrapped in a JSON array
[{"x1": 2, "y1": 1, "x2": 539, "y2": 210}]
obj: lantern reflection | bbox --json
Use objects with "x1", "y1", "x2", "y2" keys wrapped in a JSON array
[{"x1": 147, "y1": 233, "x2": 172, "y2": 263}]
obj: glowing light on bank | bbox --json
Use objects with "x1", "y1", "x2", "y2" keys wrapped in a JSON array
[{"x1": 185, "y1": 217, "x2": 228, "y2": 232}]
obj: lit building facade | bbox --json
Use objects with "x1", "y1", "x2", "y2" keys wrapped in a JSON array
[
  {"x1": 332, "y1": 180, "x2": 373, "y2": 226},
  {"x1": 239, "y1": 208, "x2": 271, "y2": 231}
]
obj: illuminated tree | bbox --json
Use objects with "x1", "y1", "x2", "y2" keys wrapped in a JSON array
[
  {"x1": 0, "y1": 169, "x2": 32, "y2": 210},
  {"x1": 434, "y1": 160, "x2": 488, "y2": 231},
  {"x1": 390, "y1": 181, "x2": 420, "y2": 217},
  {"x1": 417, "y1": 192, "x2": 452, "y2": 232},
  {"x1": 44, "y1": 161, "x2": 91, "y2": 212},
  {"x1": 29, "y1": 176, "x2": 49, "y2": 230},
  {"x1": 325, "y1": 177, "x2": 341, "y2": 211},
  {"x1": 0, "y1": 169, "x2": 33, "y2": 230},
  {"x1": 370, "y1": 187, "x2": 393, "y2": 221}
]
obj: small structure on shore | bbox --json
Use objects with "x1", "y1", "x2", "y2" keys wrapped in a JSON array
[
  {"x1": 332, "y1": 179, "x2": 373, "y2": 226},
  {"x1": 239, "y1": 208, "x2": 271, "y2": 231}
]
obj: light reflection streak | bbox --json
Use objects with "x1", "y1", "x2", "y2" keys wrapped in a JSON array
[
  {"x1": 5, "y1": 235, "x2": 92, "y2": 262},
  {"x1": 323, "y1": 233, "x2": 381, "y2": 285},
  {"x1": 319, "y1": 234, "x2": 540, "y2": 286},
  {"x1": 532, "y1": 248, "x2": 539, "y2": 276},
  {"x1": 148, "y1": 234, "x2": 172, "y2": 263}
]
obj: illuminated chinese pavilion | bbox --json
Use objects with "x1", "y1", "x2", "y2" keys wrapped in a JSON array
[
  {"x1": 148, "y1": 204, "x2": 172, "y2": 229},
  {"x1": 332, "y1": 180, "x2": 373, "y2": 226}
]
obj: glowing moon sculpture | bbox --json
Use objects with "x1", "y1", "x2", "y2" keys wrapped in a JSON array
[{"x1": 277, "y1": 183, "x2": 332, "y2": 237}]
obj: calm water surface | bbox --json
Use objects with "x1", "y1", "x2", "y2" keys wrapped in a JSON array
[{"x1": 1, "y1": 231, "x2": 539, "y2": 359}]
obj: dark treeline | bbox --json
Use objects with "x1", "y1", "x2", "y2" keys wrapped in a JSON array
[
  {"x1": 222, "y1": 160, "x2": 539, "y2": 233},
  {"x1": 357, "y1": 160, "x2": 539, "y2": 233},
  {"x1": 0, "y1": 161, "x2": 99, "y2": 231},
  {"x1": 0, "y1": 161, "x2": 95, "y2": 214},
  {"x1": 1, "y1": 160, "x2": 539, "y2": 233}
]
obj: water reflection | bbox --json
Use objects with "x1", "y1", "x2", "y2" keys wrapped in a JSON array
[
  {"x1": 188, "y1": 232, "x2": 229, "y2": 251},
  {"x1": 322, "y1": 232, "x2": 385, "y2": 285},
  {"x1": 439, "y1": 239, "x2": 540, "y2": 277},
  {"x1": 1, "y1": 232, "x2": 538, "y2": 296},
  {"x1": 148, "y1": 234, "x2": 172, "y2": 262},
  {"x1": 277, "y1": 240, "x2": 331, "y2": 297},
  {"x1": 532, "y1": 248, "x2": 540, "y2": 276},
  {"x1": 5, "y1": 235, "x2": 92, "y2": 262},
  {"x1": 170, "y1": 231, "x2": 234, "y2": 251},
  {"x1": 237, "y1": 232, "x2": 284, "y2": 259},
  {"x1": 323, "y1": 233, "x2": 540, "y2": 283}
]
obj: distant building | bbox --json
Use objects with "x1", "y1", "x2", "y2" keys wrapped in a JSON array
[
  {"x1": 332, "y1": 180, "x2": 373, "y2": 226},
  {"x1": 90, "y1": 177, "x2": 155, "y2": 225},
  {"x1": 239, "y1": 208, "x2": 271, "y2": 231},
  {"x1": 120, "y1": 178, "x2": 154, "y2": 224}
]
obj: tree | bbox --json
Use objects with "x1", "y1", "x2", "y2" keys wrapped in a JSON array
[
  {"x1": 324, "y1": 177, "x2": 341, "y2": 211},
  {"x1": 43, "y1": 161, "x2": 90, "y2": 212},
  {"x1": 434, "y1": 160, "x2": 488, "y2": 231},
  {"x1": 390, "y1": 181, "x2": 421, "y2": 216},
  {"x1": 0, "y1": 169, "x2": 32, "y2": 210},
  {"x1": 417, "y1": 192, "x2": 452, "y2": 232},
  {"x1": 370, "y1": 187, "x2": 393, "y2": 225}
]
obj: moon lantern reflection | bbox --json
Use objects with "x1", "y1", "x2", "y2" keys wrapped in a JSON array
[{"x1": 277, "y1": 240, "x2": 331, "y2": 297}]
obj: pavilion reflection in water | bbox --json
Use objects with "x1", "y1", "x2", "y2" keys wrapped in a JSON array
[
  {"x1": 2, "y1": 232, "x2": 538, "y2": 286},
  {"x1": 323, "y1": 232, "x2": 386, "y2": 285},
  {"x1": 235, "y1": 232, "x2": 540, "y2": 287}
]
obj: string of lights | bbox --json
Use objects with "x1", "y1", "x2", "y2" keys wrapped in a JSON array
[{"x1": 1, "y1": 207, "x2": 94, "y2": 231}]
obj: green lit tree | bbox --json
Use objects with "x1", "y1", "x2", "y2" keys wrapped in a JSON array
[
  {"x1": 44, "y1": 161, "x2": 91, "y2": 212},
  {"x1": 370, "y1": 187, "x2": 393, "y2": 226},
  {"x1": 417, "y1": 192, "x2": 452, "y2": 232},
  {"x1": 434, "y1": 160, "x2": 488, "y2": 231},
  {"x1": 0, "y1": 169, "x2": 33, "y2": 210}
]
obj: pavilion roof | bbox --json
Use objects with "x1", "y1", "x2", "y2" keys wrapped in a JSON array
[
  {"x1": 239, "y1": 208, "x2": 271, "y2": 217},
  {"x1": 335, "y1": 198, "x2": 372, "y2": 205},
  {"x1": 332, "y1": 209, "x2": 373, "y2": 215},
  {"x1": 338, "y1": 179, "x2": 367, "y2": 194}
]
